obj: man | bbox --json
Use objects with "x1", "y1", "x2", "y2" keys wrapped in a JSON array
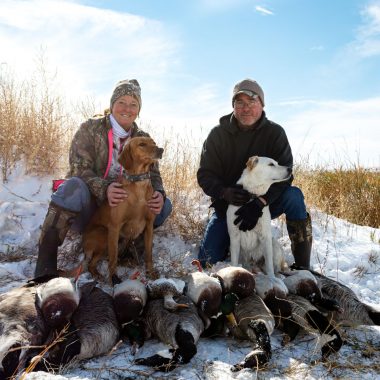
[
  {"x1": 34, "y1": 79, "x2": 172, "y2": 278},
  {"x1": 197, "y1": 78, "x2": 311, "y2": 269}
]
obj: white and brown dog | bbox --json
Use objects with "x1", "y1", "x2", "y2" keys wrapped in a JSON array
[{"x1": 227, "y1": 156, "x2": 291, "y2": 277}]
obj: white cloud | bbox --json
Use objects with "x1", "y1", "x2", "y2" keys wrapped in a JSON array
[
  {"x1": 276, "y1": 97, "x2": 380, "y2": 168},
  {"x1": 255, "y1": 6, "x2": 274, "y2": 16},
  {"x1": 0, "y1": 0, "x2": 180, "y2": 104},
  {"x1": 350, "y1": 2, "x2": 380, "y2": 57}
]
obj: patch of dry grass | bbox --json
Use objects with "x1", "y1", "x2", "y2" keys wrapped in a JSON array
[{"x1": 294, "y1": 164, "x2": 380, "y2": 229}]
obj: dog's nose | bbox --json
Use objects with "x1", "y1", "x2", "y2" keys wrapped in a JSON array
[{"x1": 156, "y1": 147, "x2": 164, "y2": 159}]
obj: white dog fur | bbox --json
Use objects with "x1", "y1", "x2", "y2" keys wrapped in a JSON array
[{"x1": 227, "y1": 156, "x2": 291, "y2": 277}]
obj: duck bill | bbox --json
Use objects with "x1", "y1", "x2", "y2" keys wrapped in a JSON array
[
  {"x1": 175, "y1": 303, "x2": 190, "y2": 309},
  {"x1": 226, "y1": 312, "x2": 238, "y2": 327}
]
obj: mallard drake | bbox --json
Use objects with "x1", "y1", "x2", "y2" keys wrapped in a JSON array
[
  {"x1": 185, "y1": 260, "x2": 222, "y2": 329},
  {"x1": 0, "y1": 283, "x2": 48, "y2": 379},
  {"x1": 36, "y1": 276, "x2": 80, "y2": 330},
  {"x1": 229, "y1": 293, "x2": 275, "y2": 371},
  {"x1": 282, "y1": 269, "x2": 342, "y2": 313},
  {"x1": 286, "y1": 294, "x2": 343, "y2": 360},
  {"x1": 147, "y1": 278, "x2": 188, "y2": 311},
  {"x1": 213, "y1": 266, "x2": 255, "y2": 299},
  {"x1": 134, "y1": 294, "x2": 204, "y2": 372},
  {"x1": 33, "y1": 282, "x2": 120, "y2": 371},
  {"x1": 308, "y1": 268, "x2": 380, "y2": 326}
]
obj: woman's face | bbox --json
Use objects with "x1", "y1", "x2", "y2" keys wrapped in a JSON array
[{"x1": 111, "y1": 95, "x2": 140, "y2": 130}]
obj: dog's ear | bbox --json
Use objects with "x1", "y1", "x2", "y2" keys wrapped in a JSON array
[
  {"x1": 246, "y1": 156, "x2": 259, "y2": 171},
  {"x1": 119, "y1": 142, "x2": 133, "y2": 170}
]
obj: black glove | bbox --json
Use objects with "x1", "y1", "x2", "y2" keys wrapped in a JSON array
[
  {"x1": 221, "y1": 185, "x2": 251, "y2": 206},
  {"x1": 234, "y1": 197, "x2": 266, "y2": 231}
]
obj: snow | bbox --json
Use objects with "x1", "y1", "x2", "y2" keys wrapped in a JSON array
[{"x1": 0, "y1": 169, "x2": 380, "y2": 380}]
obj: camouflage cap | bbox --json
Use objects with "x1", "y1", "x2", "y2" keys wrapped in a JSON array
[
  {"x1": 110, "y1": 79, "x2": 142, "y2": 111},
  {"x1": 232, "y1": 78, "x2": 265, "y2": 107}
]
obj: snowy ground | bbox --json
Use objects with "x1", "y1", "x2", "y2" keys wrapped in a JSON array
[{"x1": 1, "y1": 170, "x2": 380, "y2": 380}]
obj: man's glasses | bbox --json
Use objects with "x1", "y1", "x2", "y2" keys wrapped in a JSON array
[{"x1": 234, "y1": 97, "x2": 260, "y2": 109}]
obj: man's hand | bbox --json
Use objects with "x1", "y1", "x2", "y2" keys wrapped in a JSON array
[
  {"x1": 221, "y1": 185, "x2": 251, "y2": 206},
  {"x1": 107, "y1": 182, "x2": 128, "y2": 207},
  {"x1": 147, "y1": 191, "x2": 164, "y2": 215},
  {"x1": 234, "y1": 197, "x2": 266, "y2": 231}
]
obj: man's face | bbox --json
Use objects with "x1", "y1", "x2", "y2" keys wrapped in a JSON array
[{"x1": 233, "y1": 93, "x2": 263, "y2": 128}]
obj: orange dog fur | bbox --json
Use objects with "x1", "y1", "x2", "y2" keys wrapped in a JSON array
[{"x1": 66, "y1": 136, "x2": 163, "y2": 282}]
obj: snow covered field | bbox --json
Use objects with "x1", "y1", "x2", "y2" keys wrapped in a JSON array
[{"x1": 1, "y1": 170, "x2": 379, "y2": 380}]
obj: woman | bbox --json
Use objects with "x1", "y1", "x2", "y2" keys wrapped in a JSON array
[{"x1": 34, "y1": 79, "x2": 172, "y2": 278}]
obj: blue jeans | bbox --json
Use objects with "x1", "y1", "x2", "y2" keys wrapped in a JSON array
[
  {"x1": 198, "y1": 186, "x2": 307, "y2": 267},
  {"x1": 51, "y1": 177, "x2": 172, "y2": 233}
]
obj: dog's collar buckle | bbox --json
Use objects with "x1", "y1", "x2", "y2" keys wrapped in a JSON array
[{"x1": 124, "y1": 172, "x2": 151, "y2": 182}]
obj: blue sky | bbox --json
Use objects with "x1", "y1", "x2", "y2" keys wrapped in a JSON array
[{"x1": 0, "y1": 0, "x2": 379, "y2": 167}]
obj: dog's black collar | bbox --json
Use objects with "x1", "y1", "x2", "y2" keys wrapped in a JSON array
[{"x1": 124, "y1": 172, "x2": 151, "y2": 182}]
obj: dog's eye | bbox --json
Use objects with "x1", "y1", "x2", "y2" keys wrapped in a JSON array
[
  {"x1": 139, "y1": 143, "x2": 146, "y2": 147},
  {"x1": 268, "y1": 163, "x2": 275, "y2": 166}
]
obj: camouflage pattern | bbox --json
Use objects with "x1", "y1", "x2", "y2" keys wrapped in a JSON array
[
  {"x1": 286, "y1": 212, "x2": 312, "y2": 268},
  {"x1": 39, "y1": 203, "x2": 77, "y2": 244},
  {"x1": 286, "y1": 213, "x2": 312, "y2": 245},
  {"x1": 67, "y1": 112, "x2": 165, "y2": 204}
]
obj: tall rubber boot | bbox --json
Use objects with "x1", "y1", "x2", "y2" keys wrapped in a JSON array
[
  {"x1": 34, "y1": 203, "x2": 78, "y2": 278},
  {"x1": 286, "y1": 213, "x2": 312, "y2": 269}
]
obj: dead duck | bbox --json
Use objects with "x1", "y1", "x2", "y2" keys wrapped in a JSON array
[
  {"x1": 147, "y1": 278, "x2": 188, "y2": 311},
  {"x1": 203, "y1": 266, "x2": 256, "y2": 336},
  {"x1": 36, "y1": 276, "x2": 80, "y2": 330},
  {"x1": 33, "y1": 281, "x2": 120, "y2": 371},
  {"x1": 308, "y1": 268, "x2": 380, "y2": 326},
  {"x1": 254, "y1": 273, "x2": 291, "y2": 324},
  {"x1": 286, "y1": 294, "x2": 343, "y2": 360},
  {"x1": 184, "y1": 259, "x2": 222, "y2": 329},
  {"x1": 0, "y1": 282, "x2": 49, "y2": 379},
  {"x1": 113, "y1": 277, "x2": 148, "y2": 325},
  {"x1": 112, "y1": 275, "x2": 148, "y2": 352},
  {"x1": 213, "y1": 266, "x2": 255, "y2": 299},
  {"x1": 229, "y1": 293, "x2": 275, "y2": 372},
  {"x1": 134, "y1": 294, "x2": 204, "y2": 372},
  {"x1": 281, "y1": 269, "x2": 342, "y2": 313}
]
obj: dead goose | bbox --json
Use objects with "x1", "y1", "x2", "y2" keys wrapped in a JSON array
[
  {"x1": 134, "y1": 294, "x2": 204, "y2": 372},
  {"x1": 147, "y1": 278, "x2": 188, "y2": 311},
  {"x1": 36, "y1": 276, "x2": 80, "y2": 330},
  {"x1": 254, "y1": 273, "x2": 291, "y2": 324},
  {"x1": 33, "y1": 282, "x2": 120, "y2": 371},
  {"x1": 286, "y1": 294, "x2": 343, "y2": 360},
  {"x1": 113, "y1": 276, "x2": 148, "y2": 352},
  {"x1": 113, "y1": 277, "x2": 148, "y2": 325},
  {"x1": 229, "y1": 294, "x2": 275, "y2": 372},
  {"x1": 308, "y1": 268, "x2": 380, "y2": 326},
  {"x1": 184, "y1": 259, "x2": 222, "y2": 329},
  {"x1": 213, "y1": 266, "x2": 255, "y2": 299},
  {"x1": 0, "y1": 283, "x2": 48, "y2": 379},
  {"x1": 282, "y1": 269, "x2": 342, "y2": 313}
]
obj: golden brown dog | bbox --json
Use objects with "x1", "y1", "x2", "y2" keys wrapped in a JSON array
[{"x1": 66, "y1": 136, "x2": 163, "y2": 283}]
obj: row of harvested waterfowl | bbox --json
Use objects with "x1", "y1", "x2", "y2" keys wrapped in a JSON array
[{"x1": 1, "y1": 263, "x2": 379, "y2": 378}]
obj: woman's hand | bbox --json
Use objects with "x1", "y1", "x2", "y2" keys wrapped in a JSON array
[
  {"x1": 107, "y1": 182, "x2": 128, "y2": 207},
  {"x1": 147, "y1": 191, "x2": 164, "y2": 215}
]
